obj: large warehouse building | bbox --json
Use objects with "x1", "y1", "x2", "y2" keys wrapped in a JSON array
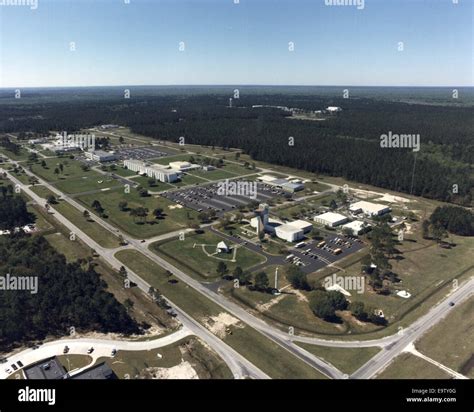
[
  {"x1": 257, "y1": 174, "x2": 304, "y2": 193},
  {"x1": 85, "y1": 150, "x2": 118, "y2": 162},
  {"x1": 314, "y1": 212, "x2": 348, "y2": 227},
  {"x1": 124, "y1": 159, "x2": 179, "y2": 183},
  {"x1": 349, "y1": 201, "x2": 391, "y2": 217}
]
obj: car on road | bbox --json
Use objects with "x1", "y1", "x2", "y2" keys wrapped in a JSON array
[
  {"x1": 448, "y1": 301, "x2": 455, "y2": 307},
  {"x1": 111, "y1": 349, "x2": 117, "y2": 357},
  {"x1": 63, "y1": 346, "x2": 69, "y2": 354},
  {"x1": 87, "y1": 347, "x2": 94, "y2": 354},
  {"x1": 17, "y1": 361, "x2": 24, "y2": 368},
  {"x1": 11, "y1": 364, "x2": 18, "y2": 371},
  {"x1": 5, "y1": 368, "x2": 12, "y2": 374}
]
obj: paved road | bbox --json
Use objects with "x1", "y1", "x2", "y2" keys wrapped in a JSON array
[
  {"x1": 351, "y1": 278, "x2": 474, "y2": 379},
  {"x1": 2, "y1": 168, "x2": 269, "y2": 380},
  {"x1": 6, "y1": 160, "x2": 473, "y2": 380},
  {"x1": 1, "y1": 328, "x2": 192, "y2": 380}
]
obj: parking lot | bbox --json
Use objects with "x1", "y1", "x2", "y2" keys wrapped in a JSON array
[
  {"x1": 161, "y1": 181, "x2": 289, "y2": 215},
  {"x1": 115, "y1": 146, "x2": 175, "y2": 161},
  {"x1": 286, "y1": 233, "x2": 365, "y2": 274}
]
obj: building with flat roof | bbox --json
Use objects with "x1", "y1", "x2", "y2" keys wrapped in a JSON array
[
  {"x1": 349, "y1": 201, "x2": 391, "y2": 217},
  {"x1": 314, "y1": 212, "x2": 348, "y2": 227},
  {"x1": 326, "y1": 106, "x2": 342, "y2": 112},
  {"x1": 168, "y1": 161, "x2": 201, "y2": 171},
  {"x1": 286, "y1": 220, "x2": 313, "y2": 233},
  {"x1": 257, "y1": 175, "x2": 304, "y2": 192},
  {"x1": 124, "y1": 159, "x2": 179, "y2": 183},
  {"x1": 342, "y1": 220, "x2": 370, "y2": 235},
  {"x1": 70, "y1": 362, "x2": 116, "y2": 380},
  {"x1": 275, "y1": 224, "x2": 304, "y2": 243},
  {"x1": 85, "y1": 150, "x2": 118, "y2": 162},
  {"x1": 23, "y1": 357, "x2": 68, "y2": 380}
]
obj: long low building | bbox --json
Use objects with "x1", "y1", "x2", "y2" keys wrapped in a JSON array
[
  {"x1": 349, "y1": 201, "x2": 391, "y2": 216},
  {"x1": 257, "y1": 175, "x2": 304, "y2": 193},
  {"x1": 85, "y1": 150, "x2": 118, "y2": 162},
  {"x1": 314, "y1": 212, "x2": 348, "y2": 227},
  {"x1": 275, "y1": 224, "x2": 304, "y2": 242},
  {"x1": 124, "y1": 159, "x2": 179, "y2": 183}
]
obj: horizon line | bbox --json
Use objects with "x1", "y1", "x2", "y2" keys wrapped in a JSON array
[{"x1": 1, "y1": 84, "x2": 473, "y2": 90}]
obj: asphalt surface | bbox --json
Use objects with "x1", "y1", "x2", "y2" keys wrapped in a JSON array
[
  {"x1": 1, "y1": 328, "x2": 192, "y2": 380},
  {"x1": 4, "y1": 158, "x2": 473, "y2": 380}
]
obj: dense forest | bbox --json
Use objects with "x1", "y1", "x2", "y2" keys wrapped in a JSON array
[
  {"x1": 0, "y1": 234, "x2": 140, "y2": 350},
  {"x1": 0, "y1": 187, "x2": 35, "y2": 231},
  {"x1": 429, "y1": 206, "x2": 474, "y2": 236},
  {"x1": 1, "y1": 91, "x2": 472, "y2": 205}
]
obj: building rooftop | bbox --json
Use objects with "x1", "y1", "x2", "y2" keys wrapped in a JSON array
[
  {"x1": 287, "y1": 220, "x2": 313, "y2": 230},
  {"x1": 24, "y1": 357, "x2": 68, "y2": 380},
  {"x1": 70, "y1": 362, "x2": 116, "y2": 380},
  {"x1": 350, "y1": 201, "x2": 390, "y2": 214},
  {"x1": 315, "y1": 212, "x2": 348, "y2": 224}
]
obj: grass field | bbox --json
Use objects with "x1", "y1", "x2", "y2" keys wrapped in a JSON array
[
  {"x1": 55, "y1": 175, "x2": 121, "y2": 194},
  {"x1": 376, "y1": 353, "x2": 451, "y2": 379},
  {"x1": 296, "y1": 343, "x2": 380, "y2": 375},
  {"x1": 416, "y1": 298, "x2": 474, "y2": 378},
  {"x1": 56, "y1": 355, "x2": 93, "y2": 372},
  {"x1": 0, "y1": 147, "x2": 31, "y2": 161},
  {"x1": 115, "y1": 249, "x2": 326, "y2": 379},
  {"x1": 44, "y1": 232, "x2": 90, "y2": 262},
  {"x1": 96, "y1": 337, "x2": 232, "y2": 379},
  {"x1": 152, "y1": 230, "x2": 266, "y2": 280},
  {"x1": 29, "y1": 157, "x2": 92, "y2": 182},
  {"x1": 52, "y1": 200, "x2": 121, "y2": 248},
  {"x1": 128, "y1": 175, "x2": 174, "y2": 190},
  {"x1": 29, "y1": 185, "x2": 57, "y2": 199},
  {"x1": 77, "y1": 188, "x2": 199, "y2": 238}
]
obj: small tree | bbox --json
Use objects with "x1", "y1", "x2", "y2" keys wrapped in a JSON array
[
  {"x1": 254, "y1": 271, "x2": 269, "y2": 291},
  {"x1": 217, "y1": 261, "x2": 228, "y2": 277}
]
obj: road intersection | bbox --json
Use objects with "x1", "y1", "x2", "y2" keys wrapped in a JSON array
[{"x1": 2, "y1": 160, "x2": 472, "y2": 380}]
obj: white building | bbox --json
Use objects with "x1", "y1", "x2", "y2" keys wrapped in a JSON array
[
  {"x1": 275, "y1": 224, "x2": 304, "y2": 243},
  {"x1": 349, "y1": 201, "x2": 391, "y2": 217},
  {"x1": 216, "y1": 241, "x2": 230, "y2": 253},
  {"x1": 124, "y1": 159, "x2": 179, "y2": 183},
  {"x1": 258, "y1": 174, "x2": 279, "y2": 183},
  {"x1": 326, "y1": 106, "x2": 342, "y2": 113},
  {"x1": 168, "y1": 161, "x2": 201, "y2": 171},
  {"x1": 85, "y1": 150, "x2": 118, "y2": 162},
  {"x1": 286, "y1": 220, "x2": 313, "y2": 234},
  {"x1": 341, "y1": 220, "x2": 369, "y2": 235},
  {"x1": 314, "y1": 212, "x2": 348, "y2": 227}
]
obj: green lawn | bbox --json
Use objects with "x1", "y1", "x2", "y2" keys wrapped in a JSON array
[
  {"x1": 376, "y1": 353, "x2": 451, "y2": 379},
  {"x1": 296, "y1": 343, "x2": 380, "y2": 375},
  {"x1": 77, "y1": 189, "x2": 199, "y2": 238},
  {"x1": 115, "y1": 249, "x2": 326, "y2": 379},
  {"x1": 29, "y1": 185, "x2": 57, "y2": 199},
  {"x1": 110, "y1": 166, "x2": 138, "y2": 177},
  {"x1": 152, "y1": 230, "x2": 266, "y2": 280},
  {"x1": 129, "y1": 175, "x2": 174, "y2": 190},
  {"x1": 54, "y1": 174, "x2": 121, "y2": 194},
  {"x1": 52, "y1": 200, "x2": 121, "y2": 248},
  {"x1": 96, "y1": 337, "x2": 232, "y2": 379},
  {"x1": 56, "y1": 355, "x2": 93, "y2": 372},
  {"x1": 416, "y1": 298, "x2": 474, "y2": 378},
  {"x1": 0, "y1": 147, "x2": 30, "y2": 161},
  {"x1": 29, "y1": 157, "x2": 92, "y2": 182},
  {"x1": 44, "y1": 232, "x2": 89, "y2": 262},
  {"x1": 187, "y1": 169, "x2": 238, "y2": 181}
]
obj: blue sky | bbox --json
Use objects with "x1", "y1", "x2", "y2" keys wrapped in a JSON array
[{"x1": 0, "y1": 0, "x2": 472, "y2": 87}]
